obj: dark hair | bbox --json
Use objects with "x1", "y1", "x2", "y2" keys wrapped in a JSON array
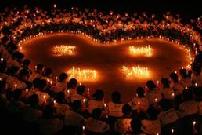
[
  {"x1": 161, "y1": 78, "x2": 170, "y2": 88},
  {"x1": 122, "y1": 104, "x2": 132, "y2": 115},
  {"x1": 23, "y1": 59, "x2": 31, "y2": 67},
  {"x1": 6, "y1": 66, "x2": 19, "y2": 75},
  {"x1": 67, "y1": 78, "x2": 77, "y2": 89},
  {"x1": 0, "y1": 79, "x2": 6, "y2": 93},
  {"x1": 92, "y1": 108, "x2": 102, "y2": 119},
  {"x1": 33, "y1": 78, "x2": 47, "y2": 90},
  {"x1": 93, "y1": 89, "x2": 104, "y2": 100},
  {"x1": 182, "y1": 89, "x2": 193, "y2": 101},
  {"x1": 77, "y1": 85, "x2": 86, "y2": 95},
  {"x1": 111, "y1": 91, "x2": 121, "y2": 104},
  {"x1": 43, "y1": 67, "x2": 52, "y2": 77},
  {"x1": 27, "y1": 94, "x2": 39, "y2": 108},
  {"x1": 55, "y1": 92, "x2": 66, "y2": 104},
  {"x1": 58, "y1": 72, "x2": 68, "y2": 82},
  {"x1": 36, "y1": 64, "x2": 44, "y2": 72},
  {"x1": 136, "y1": 87, "x2": 145, "y2": 97},
  {"x1": 170, "y1": 72, "x2": 179, "y2": 83},
  {"x1": 146, "y1": 80, "x2": 156, "y2": 90},
  {"x1": 43, "y1": 105, "x2": 55, "y2": 119}
]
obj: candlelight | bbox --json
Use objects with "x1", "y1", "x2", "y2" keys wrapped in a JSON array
[
  {"x1": 128, "y1": 45, "x2": 153, "y2": 57},
  {"x1": 67, "y1": 67, "x2": 98, "y2": 82},
  {"x1": 193, "y1": 121, "x2": 196, "y2": 126},
  {"x1": 194, "y1": 83, "x2": 198, "y2": 87},
  {"x1": 122, "y1": 66, "x2": 151, "y2": 79},
  {"x1": 172, "y1": 92, "x2": 175, "y2": 97},
  {"x1": 155, "y1": 98, "x2": 158, "y2": 102},
  {"x1": 52, "y1": 45, "x2": 76, "y2": 57},
  {"x1": 0, "y1": 58, "x2": 3, "y2": 61},
  {"x1": 82, "y1": 125, "x2": 86, "y2": 131},
  {"x1": 171, "y1": 129, "x2": 174, "y2": 134},
  {"x1": 53, "y1": 100, "x2": 57, "y2": 104},
  {"x1": 104, "y1": 103, "x2": 107, "y2": 108}
]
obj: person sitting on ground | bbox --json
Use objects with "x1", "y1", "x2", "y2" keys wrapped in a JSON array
[
  {"x1": 129, "y1": 87, "x2": 149, "y2": 113},
  {"x1": 179, "y1": 68, "x2": 192, "y2": 88},
  {"x1": 37, "y1": 104, "x2": 63, "y2": 135},
  {"x1": 88, "y1": 89, "x2": 105, "y2": 114},
  {"x1": 146, "y1": 80, "x2": 162, "y2": 105},
  {"x1": 114, "y1": 104, "x2": 133, "y2": 134},
  {"x1": 160, "y1": 78, "x2": 175, "y2": 101},
  {"x1": 86, "y1": 108, "x2": 110, "y2": 134},
  {"x1": 52, "y1": 72, "x2": 67, "y2": 93}
]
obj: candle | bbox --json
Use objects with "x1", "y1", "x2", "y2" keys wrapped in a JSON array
[
  {"x1": 82, "y1": 125, "x2": 86, "y2": 131},
  {"x1": 0, "y1": 78, "x2": 2, "y2": 81},
  {"x1": 154, "y1": 98, "x2": 158, "y2": 102},
  {"x1": 0, "y1": 58, "x2": 3, "y2": 61},
  {"x1": 172, "y1": 92, "x2": 175, "y2": 98},
  {"x1": 104, "y1": 103, "x2": 107, "y2": 108},
  {"x1": 194, "y1": 83, "x2": 198, "y2": 87},
  {"x1": 53, "y1": 100, "x2": 57, "y2": 105},
  {"x1": 171, "y1": 128, "x2": 174, "y2": 134}
]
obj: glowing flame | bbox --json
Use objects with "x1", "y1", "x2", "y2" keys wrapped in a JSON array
[
  {"x1": 128, "y1": 45, "x2": 153, "y2": 57},
  {"x1": 67, "y1": 67, "x2": 98, "y2": 82},
  {"x1": 52, "y1": 45, "x2": 76, "y2": 56},
  {"x1": 122, "y1": 66, "x2": 151, "y2": 79}
]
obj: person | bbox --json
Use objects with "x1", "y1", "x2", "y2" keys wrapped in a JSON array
[
  {"x1": 129, "y1": 87, "x2": 149, "y2": 113},
  {"x1": 114, "y1": 104, "x2": 133, "y2": 134},
  {"x1": 30, "y1": 64, "x2": 44, "y2": 81},
  {"x1": 107, "y1": 91, "x2": 123, "y2": 118},
  {"x1": 160, "y1": 78, "x2": 175, "y2": 101},
  {"x1": 179, "y1": 69, "x2": 192, "y2": 88},
  {"x1": 51, "y1": 72, "x2": 67, "y2": 93},
  {"x1": 158, "y1": 99, "x2": 180, "y2": 134},
  {"x1": 37, "y1": 105, "x2": 63, "y2": 135},
  {"x1": 22, "y1": 94, "x2": 42, "y2": 123},
  {"x1": 146, "y1": 80, "x2": 162, "y2": 105},
  {"x1": 86, "y1": 108, "x2": 110, "y2": 134},
  {"x1": 88, "y1": 89, "x2": 105, "y2": 114}
]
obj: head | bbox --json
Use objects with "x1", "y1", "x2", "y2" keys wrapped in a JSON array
[
  {"x1": 35, "y1": 64, "x2": 44, "y2": 74},
  {"x1": 169, "y1": 72, "x2": 179, "y2": 83},
  {"x1": 68, "y1": 78, "x2": 77, "y2": 89},
  {"x1": 92, "y1": 108, "x2": 102, "y2": 120},
  {"x1": 43, "y1": 67, "x2": 52, "y2": 77},
  {"x1": 77, "y1": 85, "x2": 86, "y2": 95},
  {"x1": 122, "y1": 104, "x2": 132, "y2": 116},
  {"x1": 111, "y1": 91, "x2": 121, "y2": 104},
  {"x1": 93, "y1": 89, "x2": 104, "y2": 100},
  {"x1": 146, "y1": 80, "x2": 156, "y2": 91},
  {"x1": 55, "y1": 92, "x2": 66, "y2": 104},
  {"x1": 23, "y1": 59, "x2": 31, "y2": 67},
  {"x1": 27, "y1": 94, "x2": 39, "y2": 108},
  {"x1": 136, "y1": 87, "x2": 145, "y2": 97},
  {"x1": 58, "y1": 72, "x2": 68, "y2": 82},
  {"x1": 161, "y1": 78, "x2": 170, "y2": 88}
]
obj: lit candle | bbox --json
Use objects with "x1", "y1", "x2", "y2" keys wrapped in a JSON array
[
  {"x1": 0, "y1": 58, "x2": 3, "y2": 61},
  {"x1": 0, "y1": 78, "x2": 2, "y2": 81},
  {"x1": 53, "y1": 100, "x2": 57, "y2": 105},
  {"x1": 172, "y1": 92, "x2": 175, "y2": 98},
  {"x1": 171, "y1": 129, "x2": 174, "y2": 134},
  {"x1": 194, "y1": 83, "x2": 198, "y2": 87},
  {"x1": 82, "y1": 125, "x2": 86, "y2": 131},
  {"x1": 154, "y1": 98, "x2": 158, "y2": 103}
]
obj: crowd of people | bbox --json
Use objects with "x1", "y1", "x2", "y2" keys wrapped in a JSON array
[{"x1": 0, "y1": 6, "x2": 202, "y2": 135}]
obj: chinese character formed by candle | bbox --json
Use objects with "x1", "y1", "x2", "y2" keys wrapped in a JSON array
[
  {"x1": 122, "y1": 66, "x2": 151, "y2": 79},
  {"x1": 52, "y1": 45, "x2": 76, "y2": 56},
  {"x1": 67, "y1": 67, "x2": 97, "y2": 82},
  {"x1": 128, "y1": 45, "x2": 153, "y2": 57}
]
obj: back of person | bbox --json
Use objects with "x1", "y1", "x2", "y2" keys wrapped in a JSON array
[
  {"x1": 108, "y1": 101, "x2": 123, "y2": 117},
  {"x1": 88, "y1": 99, "x2": 104, "y2": 114},
  {"x1": 114, "y1": 117, "x2": 133, "y2": 134},
  {"x1": 158, "y1": 108, "x2": 179, "y2": 126},
  {"x1": 141, "y1": 119, "x2": 161, "y2": 135},
  {"x1": 179, "y1": 100, "x2": 198, "y2": 118},
  {"x1": 130, "y1": 97, "x2": 149, "y2": 112},
  {"x1": 37, "y1": 118, "x2": 63, "y2": 135},
  {"x1": 147, "y1": 90, "x2": 162, "y2": 105}
]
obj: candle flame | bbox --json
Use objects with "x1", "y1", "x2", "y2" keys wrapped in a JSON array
[
  {"x1": 128, "y1": 45, "x2": 153, "y2": 57},
  {"x1": 52, "y1": 45, "x2": 76, "y2": 56}
]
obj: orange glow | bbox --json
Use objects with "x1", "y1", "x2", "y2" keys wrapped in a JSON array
[
  {"x1": 122, "y1": 66, "x2": 151, "y2": 79},
  {"x1": 67, "y1": 67, "x2": 98, "y2": 82},
  {"x1": 128, "y1": 45, "x2": 153, "y2": 57},
  {"x1": 52, "y1": 45, "x2": 76, "y2": 56}
]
